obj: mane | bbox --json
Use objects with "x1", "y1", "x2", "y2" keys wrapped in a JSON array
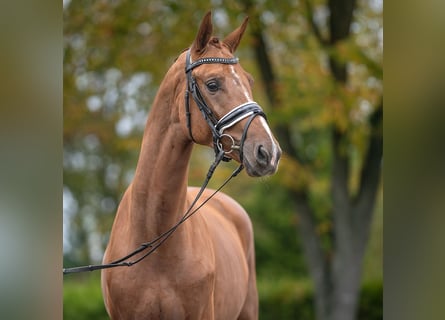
[
  {"x1": 209, "y1": 37, "x2": 222, "y2": 48},
  {"x1": 174, "y1": 47, "x2": 190, "y2": 62},
  {"x1": 174, "y1": 37, "x2": 223, "y2": 62}
]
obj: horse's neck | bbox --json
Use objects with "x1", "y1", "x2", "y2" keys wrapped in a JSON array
[{"x1": 129, "y1": 64, "x2": 192, "y2": 241}]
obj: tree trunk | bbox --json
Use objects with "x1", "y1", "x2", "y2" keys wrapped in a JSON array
[
  {"x1": 292, "y1": 191, "x2": 332, "y2": 319},
  {"x1": 242, "y1": 1, "x2": 382, "y2": 319}
]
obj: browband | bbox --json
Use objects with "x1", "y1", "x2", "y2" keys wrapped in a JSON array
[{"x1": 185, "y1": 56, "x2": 239, "y2": 73}]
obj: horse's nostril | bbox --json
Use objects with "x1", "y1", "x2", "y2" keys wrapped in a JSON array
[{"x1": 256, "y1": 145, "x2": 269, "y2": 167}]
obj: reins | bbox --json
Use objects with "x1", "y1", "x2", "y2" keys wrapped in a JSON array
[
  {"x1": 63, "y1": 150, "x2": 242, "y2": 274},
  {"x1": 63, "y1": 49, "x2": 267, "y2": 275}
]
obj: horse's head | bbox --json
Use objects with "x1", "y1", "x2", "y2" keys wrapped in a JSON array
[{"x1": 180, "y1": 12, "x2": 281, "y2": 177}]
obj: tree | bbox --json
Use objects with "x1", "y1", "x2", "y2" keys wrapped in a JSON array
[{"x1": 241, "y1": 0, "x2": 382, "y2": 319}]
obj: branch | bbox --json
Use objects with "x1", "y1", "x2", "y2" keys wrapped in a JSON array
[
  {"x1": 328, "y1": 0, "x2": 357, "y2": 44},
  {"x1": 250, "y1": 29, "x2": 277, "y2": 106},
  {"x1": 332, "y1": 127, "x2": 352, "y2": 205},
  {"x1": 331, "y1": 127, "x2": 354, "y2": 248},
  {"x1": 303, "y1": 0, "x2": 328, "y2": 46},
  {"x1": 353, "y1": 100, "x2": 383, "y2": 234},
  {"x1": 292, "y1": 190, "x2": 331, "y2": 303}
]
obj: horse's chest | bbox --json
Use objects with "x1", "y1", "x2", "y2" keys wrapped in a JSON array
[{"x1": 129, "y1": 261, "x2": 216, "y2": 318}]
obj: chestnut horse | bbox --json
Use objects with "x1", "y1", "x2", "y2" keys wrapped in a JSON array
[{"x1": 101, "y1": 12, "x2": 281, "y2": 319}]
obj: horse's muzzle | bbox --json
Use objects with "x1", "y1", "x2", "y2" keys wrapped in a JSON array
[{"x1": 244, "y1": 141, "x2": 281, "y2": 177}]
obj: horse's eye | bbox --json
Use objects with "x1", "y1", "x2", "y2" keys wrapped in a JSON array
[{"x1": 206, "y1": 80, "x2": 219, "y2": 93}]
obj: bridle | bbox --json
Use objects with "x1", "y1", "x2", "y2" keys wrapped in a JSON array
[
  {"x1": 184, "y1": 49, "x2": 266, "y2": 162},
  {"x1": 63, "y1": 48, "x2": 267, "y2": 275}
]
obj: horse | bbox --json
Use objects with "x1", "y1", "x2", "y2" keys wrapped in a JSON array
[{"x1": 101, "y1": 11, "x2": 281, "y2": 319}]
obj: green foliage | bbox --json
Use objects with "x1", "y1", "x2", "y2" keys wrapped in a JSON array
[
  {"x1": 258, "y1": 278, "x2": 315, "y2": 319},
  {"x1": 258, "y1": 279, "x2": 382, "y2": 320},
  {"x1": 357, "y1": 281, "x2": 383, "y2": 320},
  {"x1": 63, "y1": 275, "x2": 108, "y2": 320},
  {"x1": 63, "y1": 275, "x2": 382, "y2": 320},
  {"x1": 244, "y1": 183, "x2": 308, "y2": 278}
]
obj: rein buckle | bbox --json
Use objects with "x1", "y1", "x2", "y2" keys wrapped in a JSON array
[{"x1": 217, "y1": 134, "x2": 238, "y2": 155}]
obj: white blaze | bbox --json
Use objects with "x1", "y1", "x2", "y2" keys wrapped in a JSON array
[
  {"x1": 229, "y1": 65, "x2": 252, "y2": 102},
  {"x1": 229, "y1": 66, "x2": 279, "y2": 167},
  {"x1": 259, "y1": 116, "x2": 279, "y2": 166}
]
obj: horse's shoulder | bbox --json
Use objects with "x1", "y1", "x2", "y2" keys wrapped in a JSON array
[
  {"x1": 187, "y1": 186, "x2": 253, "y2": 239},
  {"x1": 187, "y1": 186, "x2": 246, "y2": 214}
]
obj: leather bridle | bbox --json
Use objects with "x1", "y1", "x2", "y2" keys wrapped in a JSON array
[
  {"x1": 184, "y1": 49, "x2": 267, "y2": 162},
  {"x1": 63, "y1": 48, "x2": 268, "y2": 275}
]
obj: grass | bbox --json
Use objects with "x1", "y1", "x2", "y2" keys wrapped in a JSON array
[{"x1": 63, "y1": 274, "x2": 108, "y2": 320}]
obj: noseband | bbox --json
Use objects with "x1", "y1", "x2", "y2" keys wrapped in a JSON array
[{"x1": 185, "y1": 49, "x2": 266, "y2": 162}]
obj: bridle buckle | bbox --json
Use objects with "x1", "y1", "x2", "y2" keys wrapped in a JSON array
[{"x1": 217, "y1": 134, "x2": 239, "y2": 155}]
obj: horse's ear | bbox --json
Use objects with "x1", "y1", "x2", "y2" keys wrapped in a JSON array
[
  {"x1": 191, "y1": 11, "x2": 213, "y2": 54},
  {"x1": 223, "y1": 16, "x2": 249, "y2": 53}
]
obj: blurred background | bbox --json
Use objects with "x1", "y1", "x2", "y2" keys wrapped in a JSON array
[{"x1": 63, "y1": 0, "x2": 382, "y2": 319}]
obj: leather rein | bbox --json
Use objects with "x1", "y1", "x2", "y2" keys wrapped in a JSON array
[{"x1": 63, "y1": 49, "x2": 266, "y2": 275}]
